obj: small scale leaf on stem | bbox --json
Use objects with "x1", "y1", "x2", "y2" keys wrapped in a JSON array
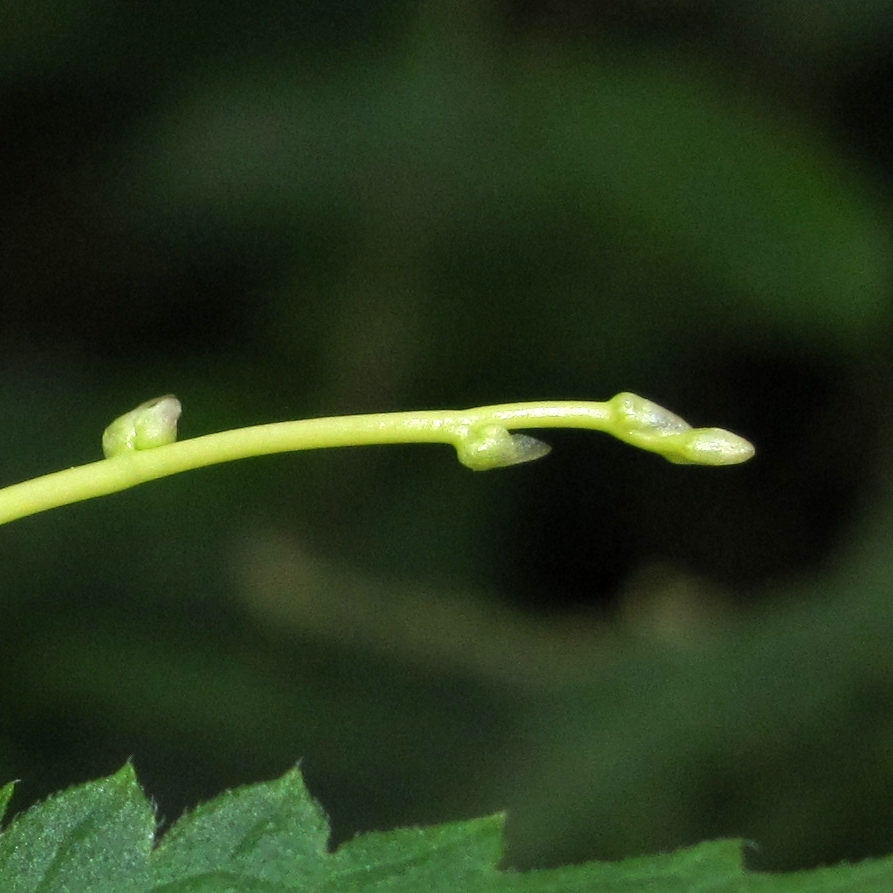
[
  {"x1": 609, "y1": 392, "x2": 691, "y2": 435},
  {"x1": 455, "y1": 425, "x2": 552, "y2": 471},
  {"x1": 102, "y1": 395, "x2": 182, "y2": 458}
]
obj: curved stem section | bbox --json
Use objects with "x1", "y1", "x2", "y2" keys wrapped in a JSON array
[{"x1": 0, "y1": 397, "x2": 753, "y2": 526}]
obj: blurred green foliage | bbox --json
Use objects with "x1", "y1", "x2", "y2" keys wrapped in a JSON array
[{"x1": 2, "y1": 0, "x2": 893, "y2": 876}]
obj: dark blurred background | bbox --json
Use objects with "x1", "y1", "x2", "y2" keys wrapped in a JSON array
[{"x1": 3, "y1": 0, "x2": 893, "y2": 874}]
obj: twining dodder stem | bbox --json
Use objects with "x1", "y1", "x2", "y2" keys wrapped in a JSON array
[{"x1": 0, "y1": 394, "x2": 754, "y2": 526}]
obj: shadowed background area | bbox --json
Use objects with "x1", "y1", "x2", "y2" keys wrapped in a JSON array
[{"x1": 3, "y1": 0, "x2": 893, "y2": 873}]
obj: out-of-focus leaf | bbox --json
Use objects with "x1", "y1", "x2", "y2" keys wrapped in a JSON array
[
  {"x1": 748, "y1": 0, "x2": 893, "y2": 62},
  {"x1": 523, "y1": 51, "x2": 892, "y2": 347}
]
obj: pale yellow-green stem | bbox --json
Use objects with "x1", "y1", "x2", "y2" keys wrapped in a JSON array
[{"x1": 0, "y1": 393, "x2": 753, "y2": 527}]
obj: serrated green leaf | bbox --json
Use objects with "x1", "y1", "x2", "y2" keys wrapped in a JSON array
[
  {"x1": 150, "y1": 766, "x2": 330, "y2": 889},
  {"x1": 2, "y1": 765, "x2": 893, "y2": 892},
  {"x1": 0, "y1": 763, "x2": 155, "y2": 893}
]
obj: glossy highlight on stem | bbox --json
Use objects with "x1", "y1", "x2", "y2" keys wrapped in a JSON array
[{"x1": 0, "y1": 394, "x2": 754, "y2": 526}]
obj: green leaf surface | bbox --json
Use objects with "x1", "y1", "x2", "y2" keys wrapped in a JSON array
[
  {"x1": 0, "y1": 764, "x2": 155, "y2": 893},
  {"x1": 1, "y1": 766, "x2": 893, "y2": 892},
  {"x1": 150, "y1": 767, "x2": 329, "y2": 890}
]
